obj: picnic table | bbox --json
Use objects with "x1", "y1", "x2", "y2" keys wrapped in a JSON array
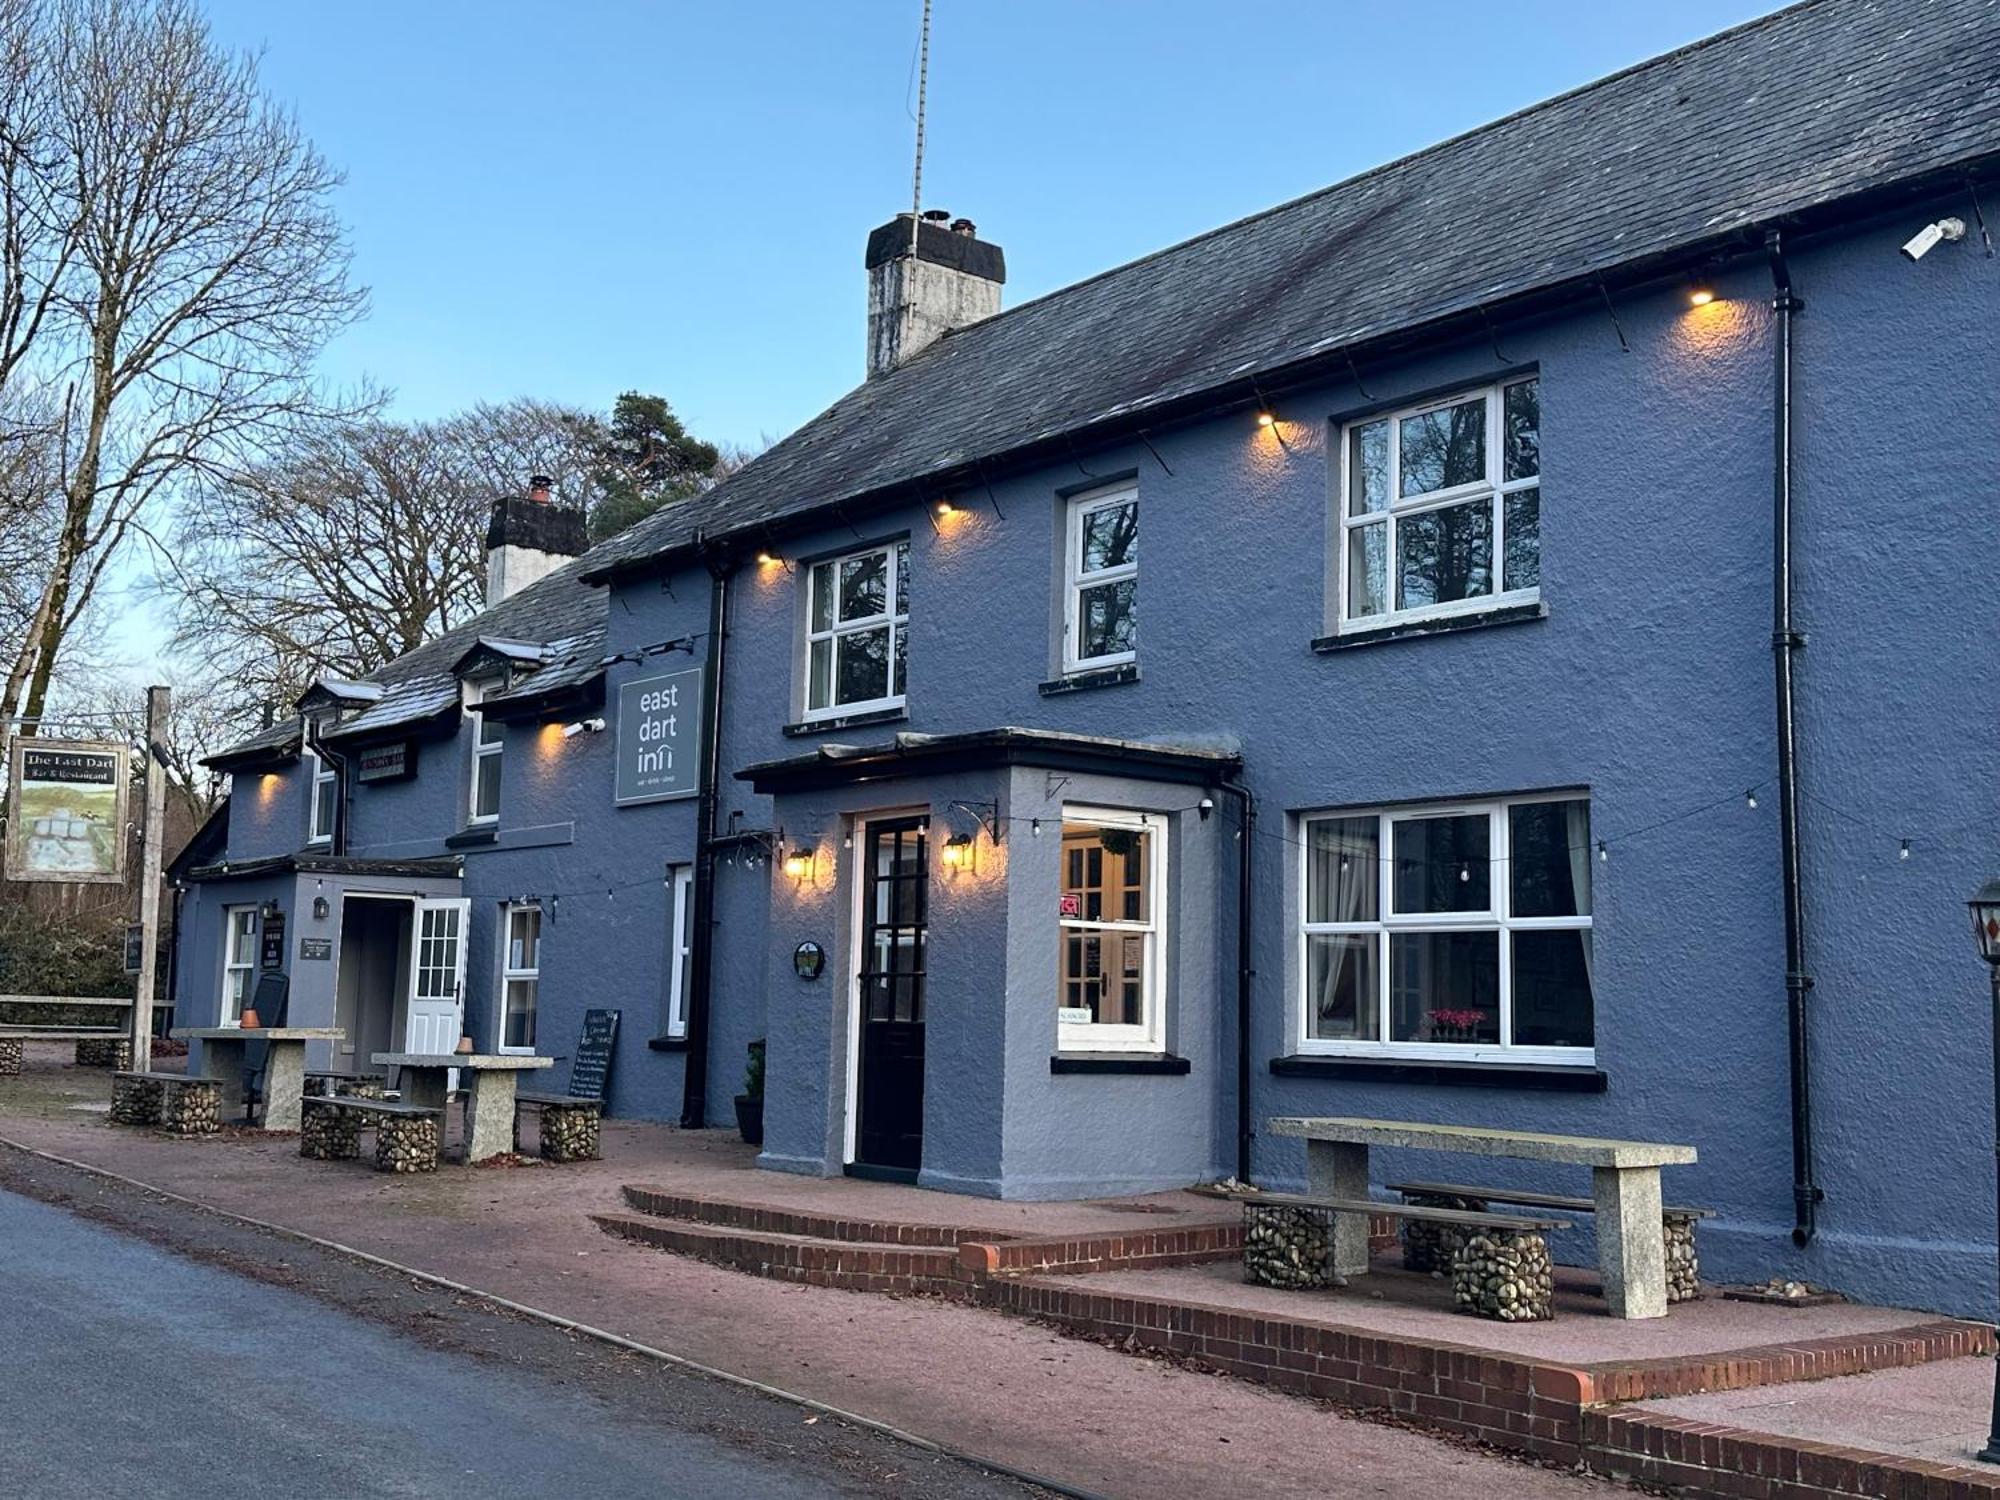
[
  {"x1": 1267, "y1": 1116, "x2": 1697, "y2": 1320},
  {"x1": 372, "y1": 1052, "x2": 552, "y2": 1163},
  {"x1": 171, "y1": 1027, "x2": 345, "y2": 1132}
]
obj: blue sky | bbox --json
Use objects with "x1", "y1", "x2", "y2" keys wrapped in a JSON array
[{"x1": 199, "y1": 0, "x2": 1778, "y2": 449}]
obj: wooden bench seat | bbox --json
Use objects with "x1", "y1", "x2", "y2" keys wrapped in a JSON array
[{"x1": 0, "y1": 1025, "x2": 128, "y2": 1037}]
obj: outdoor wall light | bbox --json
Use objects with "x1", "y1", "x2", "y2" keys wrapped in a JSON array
[
  {"x1": 312, "y1": 895, "x2": 330, "y2": 921},
  {"x1": 940, "y1": 832, "x2": 976, "y2": 873},
  {"x1": 1255, "y1": 410, "x2": 1277, "y2": 428},
  {"x1": 934, "y1": 499, "x2": 957, "y2": 517},
  {"x1": 560, "y1": 717, "x2": 606, "y2": 738},
  {"x1": 755, "y1": 549, "x2": 782, "y2": 566},
  {"x1": 783, "y1": 845, "x2": 816, "y2": 882},
  {"x1": 1687, "y1": 283, "x2": 1716, "y2": 307},
  {"x1": 1964, "y1": 875, "x2": 2000, "y2": 1465}
]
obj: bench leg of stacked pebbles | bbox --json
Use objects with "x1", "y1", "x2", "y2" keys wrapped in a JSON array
[
  {"x1": 374, "y1": 1113, "x2": 440, "y2": 1173},
  {"x1": 539, "y1": 1102, "x2": 602, "y2": 1162},
  {"x1": 109, "y1": 1072, "x2": 164, "y2": 1125},
  {"x1": 160, "y1": 1078, "x2": 222, "y2": 1136},
  {"x1": 1401, "y1": 1193, "x2": 1487, "y2": 1274},
  {"x1": 1451, "y1": 1229, "x2": 1554, "y2": 1321},
  {"x1": 74, "y1": 1038, "x2": 132, "y2": 1068},
  {"x1": 337, "y1": 1078, "x2": 387, "y2": 1101},
  {"x1": 1242, "y1": 1202, "x2": 1342, "y2": 1289},
  {"x1": 1665, "y1": 1212, "x2": 1701, "y2": 1303},
  {"x1": 299, "y1": 1102, "x2": 362, "y2": 1160},
  {"x1": 0, "y1": 1038, "x2": 21, "y2": 1076}
]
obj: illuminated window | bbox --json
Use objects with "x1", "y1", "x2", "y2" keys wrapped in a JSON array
[
  {"x1": 1339, "y1": 377, "x2": 1539, "y2": 629},
  {"x1": 1057, "y1": 807, "x2": 1167, "y2": 1053}
]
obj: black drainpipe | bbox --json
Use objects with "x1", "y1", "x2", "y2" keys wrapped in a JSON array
[
  {"x1": 1767, "y1": 229, "x2": 1821, "y2": 1247},
  {"x1": 305, "y1": 718, "x2": 349, "y2": 857},
  {"x1": 679, "y1": 539, "x2": 736, "y2": 1130},
  {"x1": 1220, "y1": 775, "x2": 1256, "y2": 1183}
]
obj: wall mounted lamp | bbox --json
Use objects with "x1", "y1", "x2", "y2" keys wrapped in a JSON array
[
  {"x1": 783, "y1": 844, "x2": 816, "y2": 882},
  {"x1": 560, "y1": 717, "x2": 606, "y2": 738},
  {"x1": 939, "y1": 832, "x2": 976, "y2": 874}
]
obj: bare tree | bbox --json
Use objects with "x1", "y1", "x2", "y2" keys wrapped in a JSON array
[{"x1": 0, "y1": 0, "x2": 365, "y2": 729}]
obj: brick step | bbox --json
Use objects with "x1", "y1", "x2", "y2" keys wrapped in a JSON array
[
  {"x1": 617, "y1": 1184, "x2": 1005, "y2": 1247},
  {"x1": 592, "y1": 1212, "x2": 972, "y2": 1297},
  {"x1": 960, "y1": 1223, "x2": 1241, "y2": 1278}
]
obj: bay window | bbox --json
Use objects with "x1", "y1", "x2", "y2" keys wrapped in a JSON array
[
  {"x1": 1057, "y1": 807, "x2": 1167, "y2": 1052},
  {"x1": 805, "y1": 540, "x2": 910, "y2": 719},
  {"x1": 1063, "y1": 482, "x2": 1138, "y2": 672},
  {"x1": 1298, "y1": 794, "x2": 1593, "y2": 1062},
  {"x1": 1339, "y1": 377, "x2": 1540, "y2": 628}
]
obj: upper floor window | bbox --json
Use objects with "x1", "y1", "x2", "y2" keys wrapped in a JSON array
[
  {"x1": 805, "y1": 539, "x2": 909, "y2": 719},
  {"x1": 1063, "y1": 482, "x2": 1137, "y2": 672},
  {"x1": 467, "y1": 683, "x2": 502, "y2": 826},
  {"x1": 1338, "y1": 377, "x2": 1539, "y2": 629},
  {"x1": 1298, "y1": 792, "x2": 1592, "y2": 1064},
  {"x1": 305, "y1": 722, "x2": 336, "y2": 845},
  {"x1": 1057, "y1": 807, "x2": 1167, "y2": 1054}
]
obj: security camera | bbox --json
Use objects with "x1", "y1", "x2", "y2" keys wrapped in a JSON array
[{"x1": 1901, "y1": 217, "x2": 1967, "y2": 261}]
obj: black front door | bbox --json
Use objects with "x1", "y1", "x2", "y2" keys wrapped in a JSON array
[{"x1": 853, "y1": 817, "x2": 928, "y2": 1175}]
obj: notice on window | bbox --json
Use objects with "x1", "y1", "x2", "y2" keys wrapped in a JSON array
[
  {"x1": 615, "y1": 667, "x2": 703, "y2": 806},
  {"x1": 3, "y1": 740, "x2": 128, "y2": 884}
]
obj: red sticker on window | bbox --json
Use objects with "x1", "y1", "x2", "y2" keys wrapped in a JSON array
[{"x1": 1058, "y1": 893, "x2": 1081, "y2": 918}]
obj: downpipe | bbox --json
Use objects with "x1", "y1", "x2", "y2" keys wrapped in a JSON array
[
  {"x1": 679, "y1": 540, "x2": 736, "y2": 1131},
  {"x1": 1767, "y1": 229, "x2": 1822, "y2": 1247},
  {"x1": 1220, "y1": 777, "x2": 1256, "y2": 1184}
]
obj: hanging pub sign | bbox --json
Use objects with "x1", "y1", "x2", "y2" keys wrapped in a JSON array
[
  {"x1": 356, "y1": 741, "x2": 413, "y2": 783},
  {"x1": 3, "y1": 739, "x2": 129, "y2": 884},
  {"x1": 614, "y1": 666, "x2": 703, "y2": 806}
]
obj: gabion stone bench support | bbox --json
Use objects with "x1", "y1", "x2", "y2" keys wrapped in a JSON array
[
  {"x1": 375, "y1": 1110, "x2": 441, "y2": 1174},
  {"x1": 538, "y1": 1100, "x2": 602, "y2": 1162},
  {"x1": 74, "y1": 1038, "x2": 132, "y2": 1069},
  {"x1": 299, "y1": 1098, "x2": 362, "y2": 1161},
  {"x1": 110, "y1": 1071, "x2": 165, "y2": 1125},
  {"x1": 1401, "y1": 1192, "x2": 1488, "y2": 1274},
  {"x1": 1242, "y1": 1202, "x2": 1341, "y2": 1290},
  {"x1": 1451, "y1": 1230, "x2": 1554, "y2": 1322},
  {"x1": 0, "y1": 1038, "x2": 22, "y2": 1077},
  {"x1": 1665, "y1": 1211, "x2": 1702, "y2": 1303},
  {"x1": 159, "y1": 1076, "x2": 222, "y2": 1136}
]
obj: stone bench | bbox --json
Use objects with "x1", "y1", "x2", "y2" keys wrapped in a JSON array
[
  {"x1": 0, "y1": 1027, "x2": 131, "y2": 1075},
  {"x1": 514, "y1": 1092, "x2": 602, "y2": 1162},
  {"x1": 299, "y1": 1094, "x2": 363, "y2": 1160},
  {"x1": 1243, "y1": 1192, "x2": 1568, "y2": 1320},
  {"x1": 326, "y1": 1098, "x2": 443, "y2": 1174},
  {"x1": 1389, "y1": 1179, "x2": 1716, "y2": 1304},
  {"x1": 304, "y1": 1072, "x2": 388, "y2": 1101},
  {"x1": 110, "y1": 1071, "x2": 221, "y2": 1135}
]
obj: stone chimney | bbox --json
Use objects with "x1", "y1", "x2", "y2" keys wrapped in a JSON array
[
  {"x1": 485, "y1": 475, "x2": 587, "y2": 607},
  {"x1": 865, "y1": 211, "x2": 1005, "y2": 378}
]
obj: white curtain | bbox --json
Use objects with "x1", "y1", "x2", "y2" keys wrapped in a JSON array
[
  {"x1": 1566, "y1": 799, "x2": 1593, "y2": 991},
  {"x1": 1314, "y1": 819, "x2": 1375, "y2": 1033}
]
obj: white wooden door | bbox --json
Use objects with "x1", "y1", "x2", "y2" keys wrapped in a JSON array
[{"x1": 405, "y1": 898, "x2": 469, "y2": 1056}]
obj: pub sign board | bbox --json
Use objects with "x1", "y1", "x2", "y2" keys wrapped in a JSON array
[
  {"x1": 4, "y1": 739, "x2": 129, "y2": 884},
  {"x1": 615, "y1": 667, "x2": 703, "y2": 806},
  {"x1": 356, "y1": 741, "x2": 413, "y2": 783}
]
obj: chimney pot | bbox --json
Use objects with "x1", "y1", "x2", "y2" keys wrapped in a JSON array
[
  {"x1": 528, "y1": 474, "x2": 553, "y2": 504},
  {"x1": 950, "y1": 218, "x2": 976, "y2": 237}
]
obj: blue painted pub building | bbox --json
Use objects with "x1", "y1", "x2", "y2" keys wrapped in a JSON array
[{"x1": 176, "y1": 1, "x2": 2000, "y2": 1315}]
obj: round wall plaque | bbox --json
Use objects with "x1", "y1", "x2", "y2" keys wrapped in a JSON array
[{"x1": 793, "y1": 940, "x2": 826, "y2": 981}]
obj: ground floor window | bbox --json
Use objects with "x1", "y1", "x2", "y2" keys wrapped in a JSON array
[
  {"x1": 663, "y1": 865, "x2": 692, "y2": 1039},
  {"x1": 501, "y1": 903, "x2": 540, "y2": 1052},
  {"x1": 1298, "y1": 793, "x2": 1593, "y2": 1062},
  {"x1": 1057, "y1": 807, "x2": 1167, "y2": 1053},
  {"x1": 220, "y1": 905, "x2": 257, "y2": 1024}
]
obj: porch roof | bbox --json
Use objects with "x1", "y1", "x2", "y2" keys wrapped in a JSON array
[
  {"x1": 181, "y1": 853, "x2": 463, "y2": 884},
  {"x1": 738, "y1": 726, "x2": 1242, "y2": 795}
]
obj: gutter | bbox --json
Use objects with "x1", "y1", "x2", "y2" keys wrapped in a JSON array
[
  {"x1": 679, "y1": 538, "x2": 737, "y2": 1131},
  {"x1": 1766, "y1": 229, "x2": 1822, "y2": 1247}
]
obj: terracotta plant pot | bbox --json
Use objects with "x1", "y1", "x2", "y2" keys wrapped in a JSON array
[
  {"x1": 455, "y1": 1034, "x2": 475, "y2": 1055},
  {"x1": 238, "y1": 1008, "x2": 262, "y2": 1030}
]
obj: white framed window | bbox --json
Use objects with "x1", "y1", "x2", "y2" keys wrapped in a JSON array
[
  {"x1": 1297, "y1": 793, "x2": 1593, "y2": 1064},
  {"x1": 804, "y1": 539, "x2": 909, "y2": 720},
  {"x1": 500, "y1": 903, "x2": 540, "y2": 1053},
  {"x1": 305, "y1": 722, "x2": 336, "y2": 846},
  {"x1": 467, "y1": 683, "x2": 502, "y2": 826},
  {"x1": 220, "y1": 905, "x2": 257, "y2": 1024},
  {"x1": 1057, "y1": 806, "x2": 1167, "y2": 1053},
  {"x1": 663, "y1": 864, "x2": 693, "y2": 1039},
  {"x1": 1337, "y1": 376, "x2": 1540, "y2": 630},
  {"x1": 1063, "y1": 481, "x2": 1138, "y2": 672}
]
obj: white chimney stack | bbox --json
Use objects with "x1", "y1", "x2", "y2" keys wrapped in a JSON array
[{"x1": 865, "y1": 211, "x2": 1005, "y2": 379}]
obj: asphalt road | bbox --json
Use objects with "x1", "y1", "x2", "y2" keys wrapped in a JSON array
[{"x1": 0, "y1": 1187, "x2": 1048, "y2": 1499}]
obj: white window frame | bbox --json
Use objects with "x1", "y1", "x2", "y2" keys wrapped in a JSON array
[
  {"x1": 499, "y1": 902, "x2": 541, "y2": 1055},
  {"x1": 803, "y1": 540, "x2": 909, "y2": 722},
  {"x1": 1062, "y1": 481, "x2": 1138, "y2": 673},
  {"x1": 1056, "y1": 805, "x2": 1168, "y2": 1054},
  {"x1": 466, "y1": 682, "x2": 502, "y2": 827},
  {"x1": 1296, "y1": 793, "x2": 1593, "y2": 1065},
  {"x1": 219, "y1": 905, "x2": 257, "y2": 1025},
  {"x1": 663, "y1": 864, "x2": 693, "y2": 1039},
  {"x1": 304, "y1": 722, "x2": 336, "y2": 846},
  {"x1": 1335, "y1": 377, "x2": 1540, "y2": 633}
]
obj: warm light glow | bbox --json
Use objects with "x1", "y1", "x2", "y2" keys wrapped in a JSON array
[
  {"x1": 934, "y1": 499, "x2": 956, "y2": 517},
  {"x1": 783, "y1": 846, "x2": 815, "y2": 881},
  {"x1": 940, "y1": 833, "x2": 975, "y2": 872},
  {"x1": 755, "y1": 550, "x2": 780, "y2": 566},
  {"x1": 1688, "y1": 286, "x2": 1716, "y2": 307},
  {"x1": 1255, "y1": 410, "x2": 1276, "y2": 428}
]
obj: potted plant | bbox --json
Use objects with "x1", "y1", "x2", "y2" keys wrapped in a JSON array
[{"x1": 735, "y1": 1038, "x2": 765, "y2": 1145}]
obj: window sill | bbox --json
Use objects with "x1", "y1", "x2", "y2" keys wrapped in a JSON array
[
  {"x1": 646, "y1": 1034, "x2": 691, "y2": 1052},
  {"x1": 1312, "y1": 600, "x2": 1547, "y2": 653},
  {"x1": 444, "y1": 826, "x2": 498, "y2": 849},
  {"x1": 1038, "y1": 662, "x2": 1140, "y2": 696},
  {"x1": 1050, "y1": 1053, "x2": 1190, "y2": 1075},
  {"x1": 782, "y1": 705, "x2": 908, "y2": 738},
  {"x1": 1269, "y1": 1054, "x2": 1605, "y2": 1091}
]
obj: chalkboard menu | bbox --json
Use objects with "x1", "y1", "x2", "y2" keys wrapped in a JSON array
[
  {"x1": 568, "y1": 1008, "x2": 620, "y2": 1101},
  {"x1": 259, "y1": 911, "x2": 287, "y2": 970}
]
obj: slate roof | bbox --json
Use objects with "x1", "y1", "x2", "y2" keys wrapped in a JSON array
[{"x1": 585, "y1": 0, "x2": 2000, "y2": 582}]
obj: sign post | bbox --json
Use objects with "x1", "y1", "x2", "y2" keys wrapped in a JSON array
[{"x1": 129, "y1": 686, "x2": 169, "y2": 1064}]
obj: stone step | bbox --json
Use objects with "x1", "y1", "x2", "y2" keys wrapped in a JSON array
[
  {"x1": 591, "y1": 1212, "x2": 970, "y2": 1297},
  {"x1": 616, "y1": 1184, "x2": 1004, "y2": 1247}
]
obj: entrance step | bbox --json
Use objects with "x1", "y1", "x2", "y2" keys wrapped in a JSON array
[
  {"x1": 618, "y1": 1184, "x2": 1005, "y2": 1247},
  {"x1": 592, "y1": 1212, "x2": 969, "y2": 1298}
]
